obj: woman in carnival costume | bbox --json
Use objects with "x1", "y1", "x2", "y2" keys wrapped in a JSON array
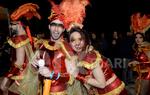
[
  {"x1": 129, "y1": 12, "x2": 150, "y2": 95},
  {"x1": 65, "y1": 26, "x2": 127, "y2": 95}
]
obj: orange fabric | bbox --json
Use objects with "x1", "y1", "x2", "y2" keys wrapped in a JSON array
[
  {"x1": 131, "y1": 13, "x2": 150, "y2": 33},
  {"x1": 48, "y1": 0, "x2": 89, "y2": 29},
  {"x1": 43, "y1": 79, "x2": 52, "y2": 95},
  {"x1": 11, "y1": 3, "x2": 41, "y2": 20}
]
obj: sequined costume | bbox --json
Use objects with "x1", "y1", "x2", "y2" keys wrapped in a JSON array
[
  {"x1": 77, "y1": 50, "x2": 127, "y2": 95},
  {"x1": 5, "y1": 25, "x2": 41, "y2": 95},
  {"x1": 5, "y1": 35, "x2": 29, "y2": 77},
  {"x1": 132, "y1": 42, "x2": 150, "y2": 80},
  {"x1": 41, "y1": 39, "x2": 74, "y2": 95},
  {"x1": 2, "y1": 3, "x2": 41, "y2": 95}
]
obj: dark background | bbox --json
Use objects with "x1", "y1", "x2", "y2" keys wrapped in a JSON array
[{"x1": 0, "y1": 0, "x2": 150, "y2": 35}]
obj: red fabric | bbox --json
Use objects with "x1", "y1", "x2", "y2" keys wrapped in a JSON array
[
  {"x1": 10, "y1": 35, "x2": 28, "y2": 44},
  {"x1": 134, "y1": 50, "x2": 150, "y2": 79},
  {"x1": 5, "y1": 62, "x2": 27, "y2": 78},
  {"x1": 83, "y1": 52, "x2": 97, "y2": 64},
  {"x1": 43, "y1": 41, "x2": 72, "y2": 93},
  {"x1": 100, "y1": 58, "x2": 115, "y2": 80},
  {"x1": 82, "y1": 51, "x2": 125, "y2": 94},
  {"x1": 50, "y1": 82, "x2": 66, "y2": 92},
  {"x1": 119, "y1": 89, "x2": 128, "y2": 95},
  {"x1": 5, "y1": 66, "x2": 20, "y2": 77},
  {"x1": 25, "y1": 26, "x2": 33, "y2": 45},
  {"x1": 135, "y1": 51, "x2": 149, "y2": 62},
  {"x1": 76, "y1": 73, "x2": 86, "y2": 83},
  {"x1": 97, "y1": 78, "x2": 122, "y2": 94},
  {"x1": 97, "y1": 58, "x2": 124, "y2": 94},
  {"x1": 8, "y1": 91, "x2": 19, "y2": 95}
]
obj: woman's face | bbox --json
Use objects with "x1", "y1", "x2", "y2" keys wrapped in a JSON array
[
  {"x1": 70, "y1": 32, "x2": 85, "y2": 53},
  {"x1": 135, "y1": 33, "x2": 144, "y2": 45}
]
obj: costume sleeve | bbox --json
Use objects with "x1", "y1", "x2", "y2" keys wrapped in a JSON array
[
  {"x1": 74, "y1": 51, "x2": 102, "y2": 83},
  {"x1": 78, "y1": 50, "x2": 102, "y2": 70}
]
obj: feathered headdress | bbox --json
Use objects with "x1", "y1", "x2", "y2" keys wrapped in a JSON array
[
  {"x1": 10, "y1": 3, "x2": 41, "y2": 21},
  {"x1": 48, "y1": 0, "x2": 90, "y2": 31},
  {"x1": 10, "y1": 3, "x2": 41, "y2": 45},
  {"x1": 131, "y1": 12, "x2": 150, "y2": 34},
  {"x1": 48, "y1": 1, "x2": 65, "y2": 24}
]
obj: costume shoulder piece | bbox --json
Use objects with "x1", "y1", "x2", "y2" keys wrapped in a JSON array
[
  {"x1": 8, "y1": 35, "x2": 30, "y2": 48},
  {"x1": 141, "y1": 41, "x2": 150, "y2": 51},
  {"x1": 78, "y1": 50, "x2": 102, "y2": 69},
  {"x1": 42, "y1": 39, "x2": 57, "y2": 51},
  {"x1": 42, "y1": 39, "x2": 72, "y2": 54}
]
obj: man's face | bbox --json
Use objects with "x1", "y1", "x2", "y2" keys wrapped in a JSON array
[{"x1": 49, "y1": 20, "x2": 65, "y2": 40}]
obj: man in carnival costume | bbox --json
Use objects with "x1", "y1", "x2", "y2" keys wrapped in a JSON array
[
  {"x1": 0, "y1": 3, "x2": 41, "y2": 95},
  {"x1": 35, "y1": 0, "x2": 90, "y2": 95}
]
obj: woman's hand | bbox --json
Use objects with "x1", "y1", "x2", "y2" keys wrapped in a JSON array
[
  {"x1": 128, "y1": 60, "x2": 140, "y2": 67},
  {"x1": 65, "y1": 56, "x2": 79, "y2": 77}
]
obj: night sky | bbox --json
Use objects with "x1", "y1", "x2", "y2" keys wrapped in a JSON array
[{"x1": 1, "y1": 0, "x2": 150, "y2": 34}]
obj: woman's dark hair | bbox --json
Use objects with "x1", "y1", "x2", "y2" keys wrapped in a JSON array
[{"x1": 67, "y1": 26, "x2": 91, "y2": 47}]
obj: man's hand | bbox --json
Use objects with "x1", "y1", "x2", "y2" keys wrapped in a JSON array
[{"x1": 39, "y1": 66, "x2": 51, "y2": 77}]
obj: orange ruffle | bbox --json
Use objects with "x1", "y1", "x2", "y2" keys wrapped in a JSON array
[{"x1": 8, "y1": 35, "x2": 30, "y2": 48}]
